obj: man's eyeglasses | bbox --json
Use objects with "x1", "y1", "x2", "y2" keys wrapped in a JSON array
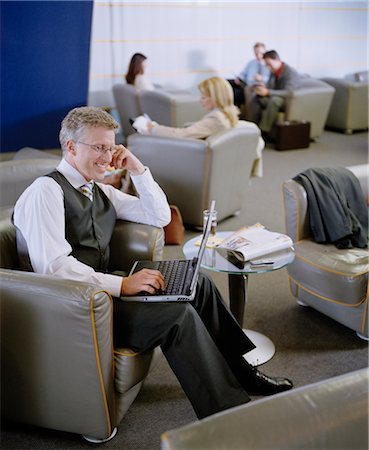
[{"x1": 77, "y1": 141, "x2": 116, "y2": 155}]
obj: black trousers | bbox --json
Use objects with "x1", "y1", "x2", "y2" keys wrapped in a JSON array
[
  {"x1": 114, "y1": 272, "x2": 256, "y2": 419},
  {"x1": 227, "y1": 79, "x2": 246, "y2": 107}
]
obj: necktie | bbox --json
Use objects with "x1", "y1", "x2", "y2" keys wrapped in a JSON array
[{"x1": 81, "y1": 181, "x2": 94, "y2": 201}]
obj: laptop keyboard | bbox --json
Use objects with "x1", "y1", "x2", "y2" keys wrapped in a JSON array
[{"x1": 157, "y1": 260, "x2": 191, "y2": 295}]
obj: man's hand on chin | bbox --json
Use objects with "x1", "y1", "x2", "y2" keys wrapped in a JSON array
[{"x1": 111, "y1": 145, "x2": 145, "y2": 175}]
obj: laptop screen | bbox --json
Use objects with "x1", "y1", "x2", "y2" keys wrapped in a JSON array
[{"x1": 189, "y1": 200, "x2": 216, "y2": 293}]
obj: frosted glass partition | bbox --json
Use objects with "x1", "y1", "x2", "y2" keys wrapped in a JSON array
[{"x1": 88, "y1": 1, "x2": 368, "y2": 108}]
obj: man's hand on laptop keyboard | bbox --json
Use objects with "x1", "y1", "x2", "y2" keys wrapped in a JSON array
[{"x1": 121, "y1": 269, "x2": 165, "y2": 296}]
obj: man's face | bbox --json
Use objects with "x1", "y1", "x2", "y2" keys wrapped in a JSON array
[
  {"x1": 254, "y1": 46, "x2": 265, "y2": 61},
  {"x1": 264, "y1": 57, "x2": 281, "y2": 73},
  {"x1": 66, "y1": 126, "x2": 116, "y2": 181}
]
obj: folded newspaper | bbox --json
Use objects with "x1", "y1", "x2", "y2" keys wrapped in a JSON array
[{"x1": 216, "y1": 223, "x2": 293, "y2": 262}]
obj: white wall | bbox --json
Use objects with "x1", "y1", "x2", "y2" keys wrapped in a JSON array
[{"x1": 88, "y1": 0, "x2": 368, "y2": 107}]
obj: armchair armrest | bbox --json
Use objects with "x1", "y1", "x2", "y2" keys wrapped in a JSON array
[
  {"x1": 282, "y1": 179, "x2": 311, "y2": 242},
  {"x1": 109, "y1": 220, "x2": 164, "y2": 272},
  {"x1": 0, "y1": 269, "x2": 116, "y2": 439}
]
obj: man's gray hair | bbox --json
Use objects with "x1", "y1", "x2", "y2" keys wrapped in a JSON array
[{"x1": 59, "y1": 106, "x2": 119, "y2": 154}]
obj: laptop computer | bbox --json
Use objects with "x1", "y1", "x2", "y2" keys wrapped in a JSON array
[{"x1": 121, "y1": 200, "x2": 216, "y2": 302}]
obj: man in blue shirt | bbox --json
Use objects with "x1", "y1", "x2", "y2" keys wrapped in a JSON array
[
  {"x1": 228, "y1": 42, "x2": 271, "y2": 107},
  {"x1": 248, "y1": 50, "x2": 301, "y2": 138}
]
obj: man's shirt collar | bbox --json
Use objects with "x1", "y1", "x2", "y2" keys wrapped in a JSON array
[
  {"x1": 275, "y1": 62, "x2": 284, "y2": 79},
  {"x1": 57, "y1": 159, "x2": 92, "y2": 189}
]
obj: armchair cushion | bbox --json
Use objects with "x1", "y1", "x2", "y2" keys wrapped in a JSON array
[{"x1": 288, "y1": 239, "x2": 368, "y2": 306}]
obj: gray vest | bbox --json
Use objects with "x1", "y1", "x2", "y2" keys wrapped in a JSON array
[
  {"x1": 16, "y1": 171, "x2": 117, "y2": 272},
  {"x1": 47, "y1": 171, "x2": 117, "y2": 272}
]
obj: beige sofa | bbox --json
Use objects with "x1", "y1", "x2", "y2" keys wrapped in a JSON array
[
  {"x1": 161, "y1": 368, "x2": 368, "y2": 450},
  {"x1": 0, "y1": 158, "x2": 164, "y2": 442},
  {"x1": 128, "y1": 121, "x2": 262, "y2": 227},
  {"x1": 282, "y1": 164, "x2": 368, "y2": 339},
  {"x1": 321, "y1": 72, "x2": 369, "y2": 133}
]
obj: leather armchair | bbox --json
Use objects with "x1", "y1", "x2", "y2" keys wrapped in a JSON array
[
  {"x1": 244, "y1": 77, "x2": 335, "y2": 140},
  {"x1": 128, "y1": 121, "x2": 262, "y2": 227},
  {"x1": 283, "y1": 77, "x2": 335, "y2": 139},
  {"x1": 282, "y1": 164, "x2": 368, "y2": 339},
  {"x1": 113, "y1": 83, "x2": 142, "y2": 140},
  {"x1": 0, "y1": 157, "x2": 165, "y2": 441},
  {"x1": 139, "y1": 89, "x2": 206, "y2": 127},
  {"x1": 321, "y1": 73, "x2": 369, "y2": 133},
  {"x1": 0, "y1": 212, "x2": 164, "y2": 442},
  {"x1": 161, "y1": 368, "x2": 368, "y2": 450}
]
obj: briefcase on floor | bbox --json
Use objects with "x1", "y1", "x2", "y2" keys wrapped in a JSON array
[{"x1": 275, "y1": 120, "x2": 311, "y2": 150}]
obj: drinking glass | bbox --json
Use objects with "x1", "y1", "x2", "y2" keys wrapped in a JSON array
[{"x1": 203, "y1": 209, "x2": 218, "y2": 236}]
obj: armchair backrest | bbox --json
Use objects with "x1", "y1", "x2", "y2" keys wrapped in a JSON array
[
  {"x1": 113, "y1": 83, "x2": 142, "y2": 139},
  {"x1": 205, "y1": 123, "x2": 260, "y2": 222},
  {"x1": 139, "y1": 89, "x2": 205, "y2": 127},
  {"x1": 128, "y1": 122, "x2": 261, "y2": 227},
  {"x1": 283, "y1": 164, "x2": 369, "y2": 242},
  {"x1": 0, "y1": 212, "x2": 163, "y2": 273},
  {"x1": 0, "y1": 159, "x2": 59, "y2": 208}
]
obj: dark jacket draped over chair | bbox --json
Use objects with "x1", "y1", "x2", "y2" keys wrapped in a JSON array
[{"x1": 293, "y1": 167, "x2": 368, "y2": 249}]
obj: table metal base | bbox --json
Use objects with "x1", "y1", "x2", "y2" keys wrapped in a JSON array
[
  {"x1": 229, "y1": 274, "x2": 276, "y2": 366},
  {"x1": 242, "y1": 329, "x2": 276, "y2": 366}
]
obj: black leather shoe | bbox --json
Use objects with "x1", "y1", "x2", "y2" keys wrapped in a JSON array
[{"x1": 246, "y1": 368, "x2": 293, "y2": 396}]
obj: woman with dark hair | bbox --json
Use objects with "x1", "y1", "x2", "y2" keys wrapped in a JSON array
[{"x1": 125, "y1": 53, "x2": 154, "y2": 91}]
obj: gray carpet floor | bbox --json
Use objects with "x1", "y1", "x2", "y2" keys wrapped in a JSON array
[{"x1": 1, "y1": 130, "x2": 368, "y2": 449}]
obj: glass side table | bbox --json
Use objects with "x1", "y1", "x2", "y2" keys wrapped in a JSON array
[{"x1": 183, "y1": 231, "x2": 295, "y2": 366}]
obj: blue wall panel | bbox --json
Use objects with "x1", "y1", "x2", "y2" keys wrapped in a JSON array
[{"x1": 1, "y1": 1, "x2": 93, "y2": 152}]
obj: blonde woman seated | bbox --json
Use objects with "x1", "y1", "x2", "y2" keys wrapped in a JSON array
[
  {"x1": 147, "y1": 76, "x2": 264, "y2": 175},
  {"x1": 147, "y1": 77, "x2": 238, "y2": 138}
]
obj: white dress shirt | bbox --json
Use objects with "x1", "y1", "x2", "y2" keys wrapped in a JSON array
[
  {"x1": 13, "y1": 159, "x2": 171, "y2": 297},
  {"x1": 134, "y1": 74, "x2": 155, "y2": 91},
  {"x1": 238, "y1": 59, "x2": 270, "y2": 86}
]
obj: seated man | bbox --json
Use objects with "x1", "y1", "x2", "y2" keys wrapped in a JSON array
[
  {"x1": 13, "y1": 106, "x2": 292, "y2": 420},
  {"x1": 228, "y1": 42, "x2": 271, "y2": 107},
  {"x1": 248, "y1": 50, "x2": 301, "y2": 139}
]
